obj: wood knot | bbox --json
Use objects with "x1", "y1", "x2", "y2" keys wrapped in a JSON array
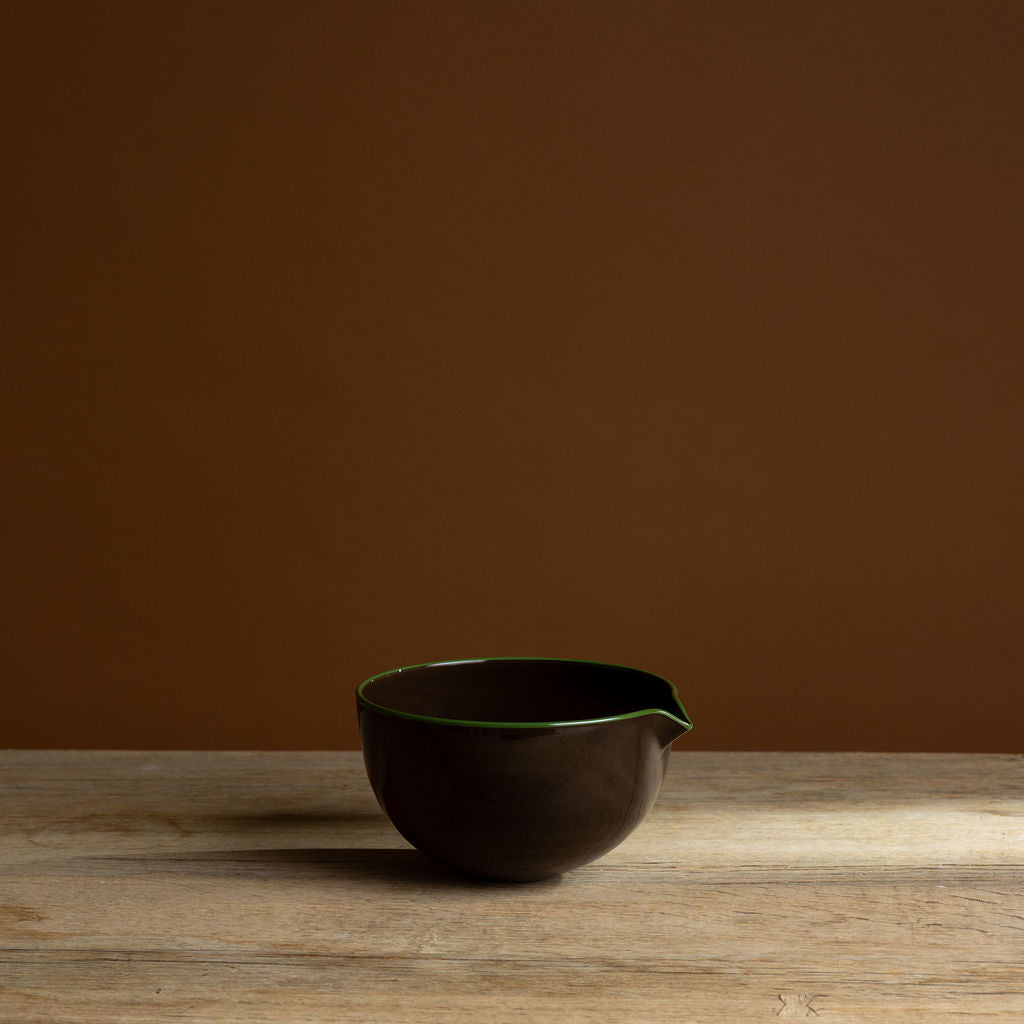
[{"x1": 777, "y1": 992, "x2": 822, "y2": 1017}]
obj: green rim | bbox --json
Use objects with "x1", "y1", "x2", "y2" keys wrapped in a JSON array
[{"x1": 356, "y1": 657, "x2": 693, "y2": 731}]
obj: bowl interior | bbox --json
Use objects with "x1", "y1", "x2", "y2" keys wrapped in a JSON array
[{"x1": 360, "y1": 658, "x2": 686, "y2": 725}]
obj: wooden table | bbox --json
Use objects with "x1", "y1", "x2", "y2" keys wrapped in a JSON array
[{"x1": 2, "y1": 751, "x2": 1022, "y2": 1022}]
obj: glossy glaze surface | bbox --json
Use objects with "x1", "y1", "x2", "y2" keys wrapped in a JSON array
[{"x1": 357, "y1": 658, "x2": 692, "y2": 882}]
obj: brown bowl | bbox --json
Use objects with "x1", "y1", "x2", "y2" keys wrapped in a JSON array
[{"x1": 357, "y1": 658, "x2": 692, "y2": 882}]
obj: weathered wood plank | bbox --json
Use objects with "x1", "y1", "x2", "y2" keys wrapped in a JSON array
[{"x1": 1, "y1": 751, "x2": 1022, "y2": 1022}]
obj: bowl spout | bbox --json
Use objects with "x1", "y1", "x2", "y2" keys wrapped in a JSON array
[
  {"x1": 651, "y1": 708, "x2": 692, "y2": 747},
  {"x1": 644, "y1": 675, "x2": 692, "y2": 748}
]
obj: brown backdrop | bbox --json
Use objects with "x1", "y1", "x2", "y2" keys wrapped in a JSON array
[{"x1": 3, "y1": 1, "x2": 1022, "y2": 751}]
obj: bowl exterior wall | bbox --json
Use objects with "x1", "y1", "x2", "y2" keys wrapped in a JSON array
[{"x1": 359, "y1": 707, "x2": 671, "y2": 881}]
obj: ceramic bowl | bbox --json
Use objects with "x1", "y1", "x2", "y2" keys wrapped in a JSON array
[{"x1": 357, "y1": 657, "x2": 692, "y2": 882}]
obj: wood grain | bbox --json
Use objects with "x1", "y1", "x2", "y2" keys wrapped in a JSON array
[{"x1": 1, "y1": 751, "x2": 1023, "y2": 1021}]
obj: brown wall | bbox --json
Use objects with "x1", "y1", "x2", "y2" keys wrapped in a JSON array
[{"x1": 3, "y1": 2, "x2": 1022, "y2": 751}]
